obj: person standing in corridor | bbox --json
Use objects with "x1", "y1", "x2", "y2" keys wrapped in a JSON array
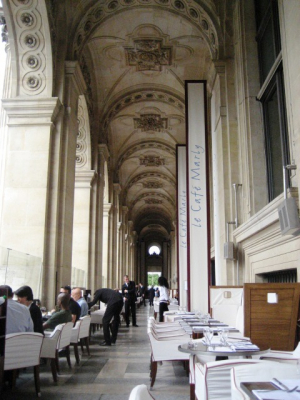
[{"x1": 122, "y1": 275, "x2": 138, "y2": 327}]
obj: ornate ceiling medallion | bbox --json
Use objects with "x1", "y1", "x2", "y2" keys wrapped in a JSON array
[
  {"x1": 145, "y1": 198, "x2": 163, "y2": 204},
  {"x1": 134, "y1": 114, "x2": 168, "y2": 132},
  {"x1": 140, "y1": 156, "x2": 165, "y2": 167},
  {"x1": 143, "y1": 180, "x2": 163, "y2": 189},
  {"x1": 125, "y1": 39, "x2": 172, "y2": 71}
]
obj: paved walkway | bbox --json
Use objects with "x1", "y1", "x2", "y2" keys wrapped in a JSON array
[{"x1": 3, "y1": 303, "x2": 189, "y2": 399}]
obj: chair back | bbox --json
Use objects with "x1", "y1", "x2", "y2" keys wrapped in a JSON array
[
  {"x1": 5, "y1": 332, "x2": 44, "y2": 371},
  {"x1": 79, "y1": 315, "x2": 91, "y2": 339},
  {"x1": 129, "y1": 384, "x2": 155, "y2": 400},
  {"x1": 57, "y1": 322, "x2": 73, "y2": 349},
  {"x1": 71, "y1": 320, "x2": 82, "y2": 343}
]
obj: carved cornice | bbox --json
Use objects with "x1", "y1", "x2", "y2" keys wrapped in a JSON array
[
  {"x1": 70, "y1": 0, "x2": 219, "y2": 61},
  {"x1": 0, "y1": 14, "x2": 8, "y2": 43},
  {"x1": 65, "y1": 61, "x2": 87, "y2": 96},
  {"x1": 2, "y1": 97, "x2": 62, "y2": 126},
  {"x1": 75, "y1": 170, "x2": 96, "y2": 188},
  {"x1": 98, "y1": 143, "x2": 110, "y2": 161}
]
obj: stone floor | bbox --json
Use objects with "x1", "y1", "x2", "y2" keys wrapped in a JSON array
[{"x1": 2, "y1": 304, "x2": 190, "y2": 399}]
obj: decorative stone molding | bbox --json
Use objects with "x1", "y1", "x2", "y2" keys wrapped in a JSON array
[
  {"x1": 71, "y1": 0, "x2": 219, "y2": 60},
  {"x1": 2, "y1": 0, "x2": 53, "y2": 97},
  {"x1": 131, "y1": 192, "x2": 174, "y2": 207},
  {"x1": 125, "y1": 171, "x2": 175, "y2": 191},
  {"x1": 103, "y1": 88, "x2": 184, "y2": 130},
  {"x1": 65, "y1": 61, "x2": 86, "y2": 96},
  {"x1": 145, "y1": 198, "x2": 163, "y2": 204},
  {"x1": 75, "y1": 170, "x2": 96, "y2": 188},
  {"x1": 125, "y1": 39, "x2": 172, "y2": 71},
  {"x1": 2, "y1": 97, "x2": 61, "y2": 126},
  {"x1": 134, "y1": 114, "x2": 168, "y2": 132},
  {"x1": 140, "y1": 155, "x2": 165, "y2": 167},
  {"x1": 0, "y1": 15, "x2": 8, "y2": 43},
  {"x1": 80, "y1": 55, "x2": 94, "y2": 121},
  {"x1": 117, "y1": 140, "x2": 175, "y2": 171},
  {"x1": 142, "y1": 180, "x2": 163, "y2": 189},
  {"x1": 76, "y1": 95, "x2": 92, "y2": 170}
]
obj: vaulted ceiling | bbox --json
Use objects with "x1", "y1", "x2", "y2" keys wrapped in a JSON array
[{"x1": 67, "y1": 0, "x2": 220, "y2": 243}]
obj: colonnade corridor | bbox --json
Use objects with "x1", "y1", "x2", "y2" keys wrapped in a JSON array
[{"x1": 3, "y1": 305, "x2": 189, "y2": 400}]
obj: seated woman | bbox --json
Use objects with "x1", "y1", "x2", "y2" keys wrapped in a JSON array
[
  {"x1": 15, "y1": 285, "x2": 44, "y2": 335},
  {"x1": 43, "y1": 293, "x2": 72, "y2": 331}
]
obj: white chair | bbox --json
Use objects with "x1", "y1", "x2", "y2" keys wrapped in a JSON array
[
  {"x1": 79, "y1": 315, "x2": 91, "y2": 355},
  {"x1": 41, "y1": 322, "x2": 73, "y2": 382},
  {"x1": 4, "y1": 332, "x2": 44, "y2": 397},
  {"x1": 148, "y1": 331, "x2": 189, "y2": 389},
  {"x1": 258, "y1": 341, "x2": 300, "y2": 363},
  {"x1": 90, "y1": 309, "x2": 105, "y2": 335},
  {"x1": 70, "y1": 319, "x2": 82, "y2": 364},
  {"x1": 194, "y1": 359, "x2": 264, "y2": 400},
  {"x1": 231, "y1": 360, "x2": 300, "y2": 400},
  {"x1": 129, "y1": 384, "x2": 155, "y2": 399}
]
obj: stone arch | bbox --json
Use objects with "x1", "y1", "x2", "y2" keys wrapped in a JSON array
[
  {"x1": 2, "y1": 0, "x2": 53, "y2": 97},
  {"x1": 67, "y1": 0, "x2": 222, "y2": 61},
  {"x1": 76, "y1": 95, "x2": 92, "y2": 171}
]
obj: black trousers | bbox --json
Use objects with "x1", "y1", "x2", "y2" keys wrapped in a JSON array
[
  {"x1": 102, "y1": 300, "x2": 123, "y2": 344},
  {"x1": 124, "y1": 299, "x2": 136, "y2": 326},
  {"x1": 159, "y1": 302, "x2": 169, "y2": 322}
]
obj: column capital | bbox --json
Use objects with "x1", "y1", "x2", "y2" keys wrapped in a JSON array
[
  {"x1": 75, "y1": 170, "x2": 96, "y2": 188},
  {"x1": 98, "y1": 144, "x2": 110, "y2": 161},
  {"x1": 122, "y1": 206, "x2": 128, "y2": 214},
  {"x1": 103, "y1": 202, "x2": 112, "y2": 214},
  {"x1": 2, "y1": 97, "x2": 62, "y2": 126},
  {"x1": 113, "y1": 183, "x2": 122, "y2": 194},
  {"x1": 65, "y1": 61, "x2": 86, "y2": 95}
]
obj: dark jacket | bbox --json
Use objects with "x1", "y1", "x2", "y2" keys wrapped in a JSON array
[
  {"x1": 122, "y1": 281, "x2": 137, "y2": 302},
  {"x1": 89, "y1": 288, "x2": 123, "y2": 308}
]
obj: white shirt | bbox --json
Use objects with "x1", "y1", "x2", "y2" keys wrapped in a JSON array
[
  {"x1": 159, "y1": 286, "x2": 169, "y2": 302},
  {"x1": 6, "y1": 299, "x2": 34, "y2": 334}
]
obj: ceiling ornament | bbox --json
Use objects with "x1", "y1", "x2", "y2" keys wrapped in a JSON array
[
  {"x1": 103, "y1": 89, "x2": 184, "y2": 129},
  {"x1": 140, "y1": 155, "x2": 165, "y2": 167},
  {"x1": 0, "y1": 16, "x2": 8, "y2": 43},
  {"x1": 142, "y1": 180, "x2": 163, "y2": 189},
  {"x1": 71, "y1": 0, "x2": 219, "y2": 60},
  {"x1": 76, "y1": 95, "x2": 92, "y2": 170},
  {"x1": 124, "y1": 39, "x2": 172, "y2": 71},
  {"x1": 131, "y1": 192, "x2": 175, "y2": 207},
  {"x1": 117, "y1": 141, "x2": 175, "y2": 171},
  {"x1": 145, "y1": 198, "x2": 163, "y2": 204},
  {"x1": 134, "y1": 114, "x2": 168, "y2": 132}
]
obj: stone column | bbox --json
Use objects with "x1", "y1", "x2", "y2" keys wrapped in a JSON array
[
  {"x1": 162, "y1": 240, "x2": 168, "y2": 279},
  {"x1": 170, "y1": 229, "x2": 177, "y2": 289},
  {"x1": 111, "y1": 184, "x2": 121, "y2": 288},
  {"x1": 210, "y1": 60, "x2": 239, "y2": 285},
  {"x1": 140, "y1": 240, "x2": 146, "y2": 286},
  {"x1": 0, "y1": 97, "x2": 61, "y2": 308},
  {"x1": 72, "y1": 170, "x2": 95, "y2": 288},
  {"x1": 102, "y1": 202, "x2": 112, "y2": 288}
]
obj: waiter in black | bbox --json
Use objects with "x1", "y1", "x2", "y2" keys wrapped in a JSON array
[
  {"x1": 88, "y1": 288, "x2": 123, "y2": 346},
  {"x1": 122, "y1": 275, "x2": 138, "y2": 327}
]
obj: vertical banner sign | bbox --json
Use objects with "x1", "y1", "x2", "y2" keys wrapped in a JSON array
[
  {"x1": 176, "y1": 145, "x2": 188, "y2": 308},
  {"x1": 186, "y1": 81, "x2": 210, "y2": 312}
]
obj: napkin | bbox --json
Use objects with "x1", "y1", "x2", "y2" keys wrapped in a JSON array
[{"x1": 253, "y1": 390, "x2": 300, "y2": 400}]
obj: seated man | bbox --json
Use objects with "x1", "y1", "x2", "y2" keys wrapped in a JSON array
[
  {"x1": 60, "y1": 285, "x2": 81, "y2": 325},
  {"x1": 15, "y1": 285, "x2": 44, "y2": 335},
  {"x1": 88, "y1": 288, "x2": 123, "y2": 346},
  {"x1": 71, "y1": 287, "x2": 88, "y2": 317},
  {"x1": 0, "y1": 285, "x2": 33, "y2": 334},
  {"x1": 43, "y1": 293, "x2": 72, "y2": 330}
]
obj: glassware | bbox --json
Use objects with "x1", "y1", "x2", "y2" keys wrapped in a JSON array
[{"x1": 204, "y1": 327, "x2": 213, "y2": 345}]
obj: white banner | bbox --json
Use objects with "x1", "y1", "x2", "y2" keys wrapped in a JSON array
[
  {"x1": 186, "y1": 81, "x2": 210, "y2": 312},
  {"x1": 176, "y1": 145, "x2": 188, "y2": 308}
]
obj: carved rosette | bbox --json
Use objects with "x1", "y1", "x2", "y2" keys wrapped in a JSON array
[
  {"x1": 142, "y1": 180, "x2": 163, "y2": 189},
  {"x1": 7, "y1": 0, "x2": 52, "y2": 96},
  {"x1": 131, "y1": 192, "x2": 174, "y2": 207},
  {"x1": 76, "y1": 95, "x2": 92, "y2": 170},
  {"x1": 72, "y1": 0, "x2": 218, "y2": 60}
]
